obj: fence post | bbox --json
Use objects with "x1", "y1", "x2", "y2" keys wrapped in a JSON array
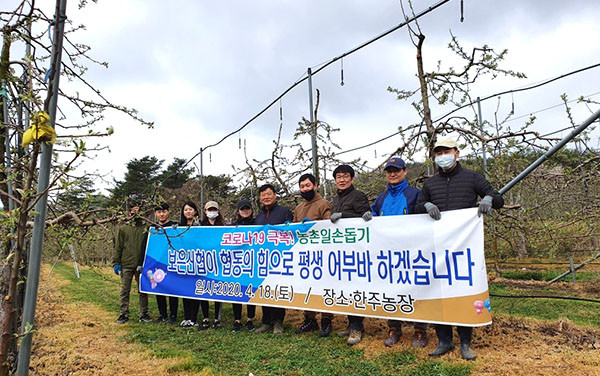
[{"x1": 569, "y1": 256, "x2": 576, "y2": 283}]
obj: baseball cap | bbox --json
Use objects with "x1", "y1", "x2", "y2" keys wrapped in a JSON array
[
  {"x1": 433, "y1": 137, "x2": 458, "y2": 150},
  {"x1": 384, "y1": 156, "x2": 406, "y2": 170},
  {"x1": 237, "y1": 199, "x2": 252, "y2": 210},
  {"x1": 204, "y1": 201, "x2": 219, "y2": 210}
]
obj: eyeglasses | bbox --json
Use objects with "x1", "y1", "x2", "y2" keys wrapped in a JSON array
[{"x1": 335, "y1": 174, "x2": 352, "y2": 181}]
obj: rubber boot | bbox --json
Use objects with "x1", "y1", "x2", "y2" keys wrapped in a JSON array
[
  {"x1": 458, "y1": 326, "x2": 476, "y2": 360},
  {"x1": 429, "y1": 325, "x2": 455, "y2": 357}
]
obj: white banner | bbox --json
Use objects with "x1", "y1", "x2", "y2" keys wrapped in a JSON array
[{"x1": 141, "y1": 207, "x2": 491, "y2": 327}]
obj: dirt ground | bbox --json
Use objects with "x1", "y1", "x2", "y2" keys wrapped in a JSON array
[
  {"x1": 28, "y1": 267, "x2": 600, "y2": 376},
  {"x1": 28, "y1": 267, "x2": 195, "y2": 376}
]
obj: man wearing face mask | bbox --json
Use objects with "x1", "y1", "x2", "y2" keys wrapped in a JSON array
[
  {"x1": 415, "y1": 137, "x2": 503, "y2": 360},
  {"x1": 292, "y1": 173, "x2": 333, "y2": 337}
]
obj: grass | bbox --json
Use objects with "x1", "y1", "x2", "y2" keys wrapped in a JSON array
[
  {"x1": 499, "y1": 269, "x2": 600, "y2": 282},
  {"x1": 52, "y1": 262, "x2": 472, "y2": 376},
  {"x1": 489, "y1": 283, "x2": 600, "y2": 327}
]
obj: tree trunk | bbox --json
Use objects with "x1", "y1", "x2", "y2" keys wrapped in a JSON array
[
  {"x1": 0, "y1": 31, "x2": 12, "y2": 210},
  {"x1": 0, "y1": 143, "x2": 39, "y2": 375},
  {"x1": 516, "y1": 231, "x2": 528, "y2": 260},
  {"x1": 415, "y1": 34, "x2": 436, "y2": 176}
]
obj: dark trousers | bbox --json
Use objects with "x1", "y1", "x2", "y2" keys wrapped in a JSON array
[
  {"x1": 303, "y1": 310, "x2": 333, "y2": 321},
  {"x1": 182, "y1": 298, "x2": 200, "y2": 322},
  {"x1": 232, "y1": 303, "x2": 256, "y2": 321},
  {"x1": 200, "y1": 300, "x2": 222, "y2": 321},
  {"x1": 434, "y1": 324, "x2": 472, "y2": 345},
  {"x1": 348, "y1": 315, "x2": 364, "y2": 331},
  {"x1": 156, "y1": 295, "x2": 178, "y2": 319},
  {"x1": 388, "y1": 320, "x2": 427, "y2": 331},
  {"x1": 261, "y1": 306, "x2": 286, "y2": 325},
  {"x1": 119, "y1": 268, "x2": 148, "y2": 318}
]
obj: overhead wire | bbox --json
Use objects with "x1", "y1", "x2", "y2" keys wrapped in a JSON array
[
  {"x1": 334, "y1": 62, "x2": 600, "y2": 157},
  {"x1": 156, "y1": 0, "x2": 452, "y2": 185}
]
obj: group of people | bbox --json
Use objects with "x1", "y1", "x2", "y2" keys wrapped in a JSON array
[{"x1": 112, "y1": 137, "x2": 503, "y2": 361}]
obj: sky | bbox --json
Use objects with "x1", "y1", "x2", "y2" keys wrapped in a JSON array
[{"x1": 5, "y1": 0, "x2": 600, "y2": 192}]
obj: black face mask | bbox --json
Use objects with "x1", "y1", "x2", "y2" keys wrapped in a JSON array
[{"x1": 300, "y1": 189, "x2": 316, "y2": 201}]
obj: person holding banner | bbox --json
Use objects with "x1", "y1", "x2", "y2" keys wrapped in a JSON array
[
  {"x1": 113, "y1": 200, "x2": 151, "y2": 324},
  {"x1": 198, "y1": 201, "x2": 225, "y2": 330},
  {"x1": 140, "y1": 202, "x2": 180, "y2": 323},
  {"x1": 371, "y1": 156, "x2": 429, "y2": 348},
  {"x1": 254, "y1": 184, "x2": 294, "y2": 335},
  {"x1": 330, "y1": 164, "x2": 373, "y2": 345},
  {"x1": 232, "y1": 199, "x2": 257, "y2": 332},
  {"x1": 292, "y1": 173, "x2": 333, "y2": 338},
  {"x1": 179, "y1": 201, "x2": 202, "y2": 328},
  {"x1": 415, "y1": 137, "x2": 504, "y2": 360}
]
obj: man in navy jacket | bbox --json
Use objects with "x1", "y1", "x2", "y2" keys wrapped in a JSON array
[
  {"x1": 254, "y1": 184, "x2": 294, "y2": 335},
  {"x1": 371, "y1": 156, "x2": 428, "y2": 348}
]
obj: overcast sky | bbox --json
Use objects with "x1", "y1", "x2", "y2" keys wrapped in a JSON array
[{"x1": 8, "y1": 0, "x2": 600, "y2": 191}]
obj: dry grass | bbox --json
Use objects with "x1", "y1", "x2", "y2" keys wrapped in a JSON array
[{"x1": 30, "y1": 266, "x2": 198, "y2": 376}]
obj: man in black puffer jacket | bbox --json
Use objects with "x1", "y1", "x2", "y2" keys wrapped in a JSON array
[
  {"x1": 330, "y1": 164, "x2": 373, "y2": 345},
  {"x1": 415, "y1": 137, "x2": 503, "y2": 361}
]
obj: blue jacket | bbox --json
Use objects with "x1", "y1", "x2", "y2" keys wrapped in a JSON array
[
  {"x1": 255, "y1": 203, "x2": 293, "y2": 225},
  {"x1": 371, "y1": 180, "x2": 421, "y2": 216}
]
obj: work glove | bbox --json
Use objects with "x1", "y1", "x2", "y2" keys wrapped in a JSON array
[
  {"x1": 330, "y1": 212, "x2": 342, "y2": 223},
  {"x1": 113, "y1": 265, "x2": 121, "y2": 275},
  {"x1": 171, "y1": 223, "x2": 178, "y2": 229},
  {"x1": 478, "y1": 195, "x2": 493, "y2": 217},
  {"x1": 301, "y1": 217, "x2": 312, "y2": 223},
  {"x1": 136, "y1": 265, "x2": 143, "y2": 273},
  {"x1": 362, "y1": 211, "x2": 373, "y2": 221},
  {"x1": 424, "y1": 202, "x2": 441, "y2": 220}
]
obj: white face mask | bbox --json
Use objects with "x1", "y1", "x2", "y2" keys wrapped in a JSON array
[
  {"x1": 206, "y1": 211, "x2": 219, "y2": 219},
  {"x1": 435, "y1": 153, "x2": 456, "y2": 170}
]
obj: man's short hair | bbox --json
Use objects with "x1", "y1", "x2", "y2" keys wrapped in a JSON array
[
  {"x1": 154, "y1": 202, "x2": 170, "y2": 211},
  {"x1": 298, "y1": 173, "x2": 316, "y2": 185},
  {"x1": 333, "y1": 164, "x2": 355, "y2": 178},
  {"x1": 258, "y1": 184, "x2": 276, "y2": 194}
]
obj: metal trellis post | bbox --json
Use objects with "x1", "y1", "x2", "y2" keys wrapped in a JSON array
[
  {"x1": 499, "y1": 108, "x2": 600, "y2": 195},
  {"x1": 307, "y1": 68, "x2": 318, "y2": 181},
  {"x1": 17, "y1": 0, "x2": 68, "y2": 374}
]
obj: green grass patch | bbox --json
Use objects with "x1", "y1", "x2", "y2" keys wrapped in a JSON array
[
  {"x1": 52, "y1": 262, "x2": 472, "y2": 375},
  {"x1": 500, "y1": 269, "x2": 600, "y2": 282},
  {"x1": 489, "y1": 284, "x2": 600, "y2": 327}
]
